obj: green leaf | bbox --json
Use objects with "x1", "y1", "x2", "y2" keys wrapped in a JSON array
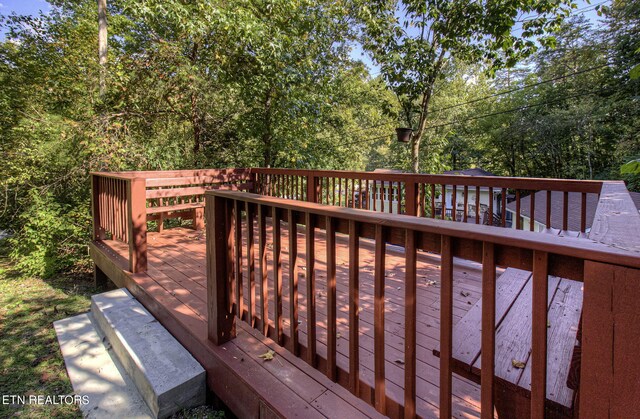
[{"x1": 621, "y1": 160, "x2": 640, "y2": 175}]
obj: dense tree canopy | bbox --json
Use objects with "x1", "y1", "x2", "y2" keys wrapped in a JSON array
[{"x1": 0, "y1": 0, "x2": 638, "y2": 276}]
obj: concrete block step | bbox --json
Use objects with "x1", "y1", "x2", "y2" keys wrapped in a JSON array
[
  {"x1": 91, "y1": 289, "x2": 205, "y2": 418},
  {"x1": 54, "y1": 313, "x2": 154, "y2": 418}
]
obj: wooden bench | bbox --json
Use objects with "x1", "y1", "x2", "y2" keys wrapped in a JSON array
[
  {"x1": 145, "y1": 177, "x2": 253, "y2": 232},
  {"x1": 435, "y1": 268, "x2": 583, "y2": 418}
]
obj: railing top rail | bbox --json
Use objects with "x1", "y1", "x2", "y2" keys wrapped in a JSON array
[
  {"x1": 206, "y1": 189, "x2": 640, "y2": 269},
  {"x1": 589, "y1": 181, "x2": 640, "y2": 252},
  {"x1": 251, "y1": 168, "x2": 605, "y2": 193},
  {"x1": 91, "y1": 168, "x2": 253, "y2": 181}
]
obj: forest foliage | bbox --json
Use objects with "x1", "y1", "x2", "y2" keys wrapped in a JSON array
[{"x1": 0, "y1": 0, "x2": 638, "y2": 276}]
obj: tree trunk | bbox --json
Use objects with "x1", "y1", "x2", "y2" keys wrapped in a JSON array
[
  {"x1": 98, "y1": 0, "x2": 107, "y2": 96},
  {"x1": 410, "y1": 88, "x2": 434, "y2": 173},
  {"x1": 262, "y1": 88, "x2": 274, "y2": 167},
  {"x1": 189, "y1": 43, "x2": 202, "y2": 154}
]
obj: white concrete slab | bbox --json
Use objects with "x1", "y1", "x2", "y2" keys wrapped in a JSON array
[
  {"x1": 54, "y1": 313, "x2": 153, "y2": 419},
  {"x1": 91, "y1": 289, "x2": 205, "y2": 418}
]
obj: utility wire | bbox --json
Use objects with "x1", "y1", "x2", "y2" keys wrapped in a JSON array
[
  {"x1": 324, "y1": 83, "x2": 618, "y2": 149},
  {"x1": 429, "y1": 61, "x2": 611, "y2": 116},
  {"x1": 325, "y1": 61, "x2": 612, "y2": 143}
]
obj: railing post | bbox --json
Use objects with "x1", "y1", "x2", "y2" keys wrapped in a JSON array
[
  {"x1": 91, "y1": 174, "x2": 106, "y2": 240},
  {"x1": 581, "y1": 262, "x2": 640, "y2": 418},
  {"x1": 206, "y1": 193, "x2": 236, "y2": 344},
  {"x1": 127, "y1": 177, "x2": 147, "y2": 273},
  {"x1": 248, "y1": 169, "x2": 259, "y2": 194},
  {"x1": 405, "y1": 180, "x2": 419, "y2": 216},
  {"x1": 306, "y1": 174, "x2": 319, "y2": 203}
]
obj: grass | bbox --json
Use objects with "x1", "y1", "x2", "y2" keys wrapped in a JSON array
[
  {"x1": 0, "y1": 241, "x2": 226, "y2": 419},
  {"x1": 0, "y1": 241, "x2": 94, "y2": 419}
]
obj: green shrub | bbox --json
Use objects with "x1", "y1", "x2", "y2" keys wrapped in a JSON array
[{"x1": 9, "y1": 189, "x2": 90, "y2": 278}]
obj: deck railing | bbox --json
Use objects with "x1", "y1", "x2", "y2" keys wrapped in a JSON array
[
  {"x1": 91, "y1": 169, "x2": 254, "y2": 272},
  {"x1": 253, "y1": 168, "x2": 604, "y2": 233},
  {"x1": 205, "y1": 182, "x2": 640, "y2": 418}
]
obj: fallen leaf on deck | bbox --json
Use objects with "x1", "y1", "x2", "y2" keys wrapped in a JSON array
[
  {"x1": 336, "y1": 333, "x2": 342, "y2": 339},
  {"x1": 394, "y1": 359, "x2": 405, "y2": 365},
  {"x1": 460, "y1": 291, "x2": 470, "y2": 297},
  {"x1": 547, "y1": 321, "x2": 551, "y2": 328},
  {"x1": 258, "y1": 350, "x2": 276, "y2": 361},
  {"x1": 511, "y1": 359, "x2": 526, "y2": 369}
]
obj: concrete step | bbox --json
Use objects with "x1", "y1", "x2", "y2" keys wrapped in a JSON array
[
  {"x1": 54, "y1": 313, "x2": 153, "y2": 418},
  {"x1": 91, "y1": 289, "x2": 205, "y2": 418}
]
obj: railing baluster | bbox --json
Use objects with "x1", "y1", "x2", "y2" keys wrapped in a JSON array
[
  {"x1": 581, "y1": 192, "x2": 587, "y2": 233},
  {"x1": 501, "y1": 188, "x2": 507, "y2": 227},
  {"x1": 273, "y1": 208, "x2": 283, "y2": 345},
  {"x1": 452, "y1": 185, "x2": 457, "y2": 221},
  {"x1": 331, "y1": 177, "x2": 336, "y2": 206},
  {"x1": 245, "y1": 201, "x2": 256, "y2": 328},
  {"x1": 463, "y1": 185, "x2": 469, "y2": 223},
  {"x1": 563, "y1": 191, "x2": 569, "y2": 231},
  {"x1": 348, "y1": 220, "x2": 360, "y2": 395},
  {"x1": 439, "y1": 235, "x2": 453, "y2": 418},
  {"x1": 373, "y1": 180, "x2": 377, "y2": 212},
  {"x1": 258, "y1": 204, "x2": 269, "y2": 336},
  {"x1": 338, "y1": 177, "x2": 343, "y2": 207},
  {"x1": 404, "y1": 230, "x2": 417, "y2": 418},
  {"x1": 475, "y1": 186, "x2": 481, "y2": 224},
  {"x1": 227, "y1": 199, "x2": 236, "y2": 314},
  {"x1": 531, "y1": 250, "x2": 549, "y2": 419},
  {"x1": 288, "y1": 209, "x2": 299, "y2": 355},
  {"x1": 234, "y1": 200, "x2": 244, "y2": 320},
  {"x1": 326, "y1": 216, "x2": 337, "y2": 381},
  {"x1": 488, "y1": 187, "x2": 494, "y2": 226},
  {"x1": 305, "y1": 212, "x2": 317, "y2": 367},
  {"x1": 481, "y1": 242, "x2": 496, "y2": 418},
  {"x1": 516, "y1": 190, "x2": 522, "y2": 230},
  {"x1": 546, "y1": 190, "x2": 552, "y2": 228},
  {"x1": 388, "y1": 181, "x2": 393, "y2": 214},
  {"x1": 358, "y1": 179, "x2": 363, "y2": 209},
  {"x1": 431, "y1": 184, "x2": 436, "y2": 219},
  {"x1": 351, "y1": 178, "x2": 356, "y2": 208},
  {"x1": 441, "y1": 184, "x2": 446, "y2": 220},
  {"x1": 530, "y1": 190, "x2": 536, "y2": 232},
  {"x1": 374, "y1": 224, "x2": 386, "y2": 413}
]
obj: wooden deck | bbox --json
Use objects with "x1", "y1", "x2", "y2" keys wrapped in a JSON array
[{"x1": 91, "y1": 224, "x2": 489, "y2": 418}]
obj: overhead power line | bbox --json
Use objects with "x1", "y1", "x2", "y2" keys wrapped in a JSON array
[
  {"x1": 326, "y1": 83, "x2": 619, "y2": 149},
  {"x1": 429, "y1": 61, "x2": 611, "y2": 116}
]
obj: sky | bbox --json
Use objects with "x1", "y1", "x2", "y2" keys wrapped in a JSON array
[{"x1": 1, "y1": 0, "x2": 603, "y2": 74}]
